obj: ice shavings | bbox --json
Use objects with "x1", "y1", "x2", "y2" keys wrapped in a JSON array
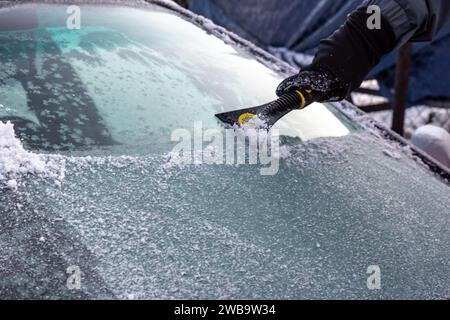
[
  {"x1": 232, "y1": 115, "x2": 268, "y2": 131},
  {"x1": 159, "y1": 120, "x2": 277, "y2": 175},
  {"x1": 0, "y1": 121, "x2": 65, "y2": 190}
]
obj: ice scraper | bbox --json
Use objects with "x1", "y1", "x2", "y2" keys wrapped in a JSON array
[{"x1": 215, "y1": 88, "x2": 316, "y2": 128}]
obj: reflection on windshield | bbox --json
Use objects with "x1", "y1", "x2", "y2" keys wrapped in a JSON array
[
  {"x1": 0, "y1": 8, "x2": 114, "y2": 151},
  {"x1": 274, "y1": 103, "x2": 350, "y2": 141},
  {"x1": 0, "y1": 3, "x2": 353, "y2": 152}
]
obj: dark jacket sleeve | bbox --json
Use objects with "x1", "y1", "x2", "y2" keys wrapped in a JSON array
[
  {"x1": 366, "y1": 0, "x2": 450, "y2": 46},
  {"x1": 309, "y1": 0, "x2": 450, "y2": 97}
]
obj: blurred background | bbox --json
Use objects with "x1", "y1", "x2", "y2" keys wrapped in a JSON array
[{"x1": 173, "y1": 0, "x2": 450, "y2": 148}]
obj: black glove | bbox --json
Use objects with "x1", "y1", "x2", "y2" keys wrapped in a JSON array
[
  {"x1": 277, "y1": 6, "x2": 397, "y2": 102},
  {"x1": 276, "y1": 68, "x2": 349, "y2": 102}
]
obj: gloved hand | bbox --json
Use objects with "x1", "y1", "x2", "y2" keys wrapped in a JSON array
[
  {"x1": 277, "y1": 5, "x2": 398, "y2": 103},
  {"x1": 276, "y1": 68, "x2": 349, "y2": 102}
]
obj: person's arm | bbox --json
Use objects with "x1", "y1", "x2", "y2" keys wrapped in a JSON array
[
  {"x1": 379, "y1": 0, "x2": 450, "y2": 46},
  {"x1": 277, "y1": 0, "x2": 450, "y2": 102}
]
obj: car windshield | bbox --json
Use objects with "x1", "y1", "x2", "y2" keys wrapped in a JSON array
[
  {"x1": 0, "y1": 2, "x2": 352, "y2": 152},
  {"x1": 0, "y1": 2, "x2": 449, "y2": 299}
]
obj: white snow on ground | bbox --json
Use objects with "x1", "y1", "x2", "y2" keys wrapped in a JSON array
[
  {"x1": 370, "y1": 105, "x2": 450, "y2": 139},
  {"x1": 351, "y1": 93, "x2": 388, "y2": 107},
  {"x1": 411, "y1": 125, "x2": 450, "y2": 169},
  {"x1": 0, "y1": 121, "x2": 65, "y2": 191}
]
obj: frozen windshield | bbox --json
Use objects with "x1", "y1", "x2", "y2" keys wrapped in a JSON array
[
  {"x1": 0, "y1": 2, "x2": 449, "y2": 300},
  {"x1": 0, "y1": 2, "x2": 352, "y2": 151}
]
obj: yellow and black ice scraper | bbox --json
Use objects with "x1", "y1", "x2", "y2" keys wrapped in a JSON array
[{"x1": 215, "y1": 89, "x2": 315, "y2": 128}]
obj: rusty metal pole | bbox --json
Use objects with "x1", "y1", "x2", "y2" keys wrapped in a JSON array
[
  {"x1": 392, "y1": 43, "x2": 412, "y2": 136},
  {"x1": 173, "y1": 0, "x2": 188, "y2": 8}
]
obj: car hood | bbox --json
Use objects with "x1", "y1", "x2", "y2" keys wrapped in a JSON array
[{"x1": 1, "y1": 131, "x2": 450, "y2": 299}]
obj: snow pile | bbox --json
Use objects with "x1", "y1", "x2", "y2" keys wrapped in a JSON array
[
  {"x1": 411, "y1": 125, "x2": 450, "y2": 169},
  {"x1": 0, "y1": 121, "x2": 65, "y2": 190}
]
